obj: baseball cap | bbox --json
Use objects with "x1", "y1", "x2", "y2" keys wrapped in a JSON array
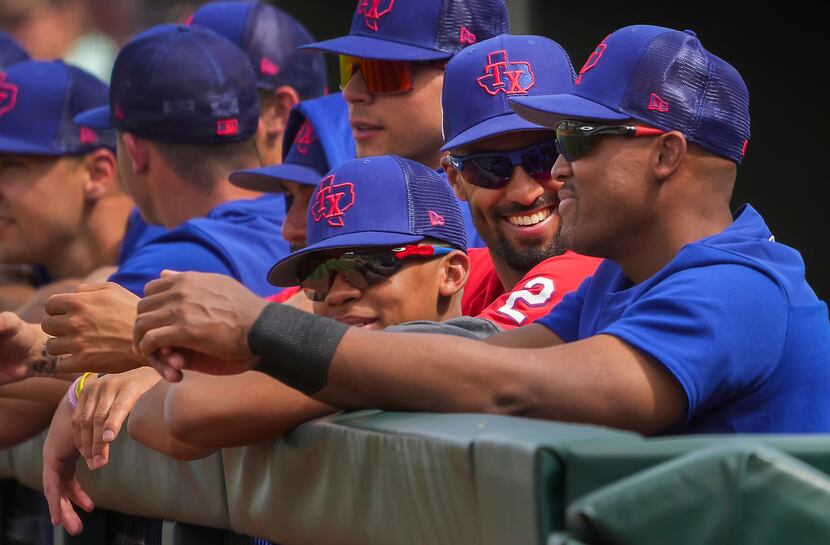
[
  {"x1": 189, "y1": 1, "x2": 327, "y2": 98},
  {"x1": 0, "y1": 60, "x2": 114, "y2": 155},
  {"x1": 441, "y1": 34, "x2": 575, "y2": 151},
  {"x1": 0, "y1": 32, "x2": 30, "y2": 69},
  {"x1": 510, "y1": 25, "x2": 751, "y2": 164},
  {"x1": 267, "y1": 155, "x2": 467, "y2": 286},
  {"x1": 75, "y1": 24, "x2": 259, "y2": 145},
  {"x1": 231, "y1": 92, "x2": 355, "y2": 192},
  {"x1": 300, "y1": 0, "x2": 510, "y2": 61}
]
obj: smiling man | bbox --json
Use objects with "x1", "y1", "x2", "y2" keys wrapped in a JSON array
[{"x1": 439, "y1": 34, "x2": 601, "y2": 328}]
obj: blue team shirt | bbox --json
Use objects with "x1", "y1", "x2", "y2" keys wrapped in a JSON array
[
  {"x1": 109, "y1": 194, "x2": 288, "y2": 297},
  {"x1": 537, "y1": 205, "x2": 830, "y2": 434},
  {"x1": 116, "y1": 207, "x2": 168, "y2": 267}
]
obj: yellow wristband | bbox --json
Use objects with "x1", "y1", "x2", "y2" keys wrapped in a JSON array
[{"x1": 76, "y1": 372, "x2": 93, "y2": 398}]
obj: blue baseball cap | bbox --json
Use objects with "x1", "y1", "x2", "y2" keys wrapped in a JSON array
[
  {"x1": 301, "y1": 0, "x2": 510, "y2": 61},
  {"x1": 0, "y1": 60, "x2": 114, "y2": 155},
  {"x1": 510, "y1": 25, "x2": 751, "y2": 164},
  {"x1": 441, "y1": 34, "x2": 575, "y2": 151},
  {"x1": 75, "y1": 24, "x2": 259, "y2": 145},
  {"x1": 230, "y1": 92, "x2": 355, "y2": 192},
  {"x1": 230, "y1": 116, "x2": 329, "y2": 191},
  {"x1": 189, "y1": 1, "x2": 327, "y2": 98},
  {"x1": 267, "y1": 155, "x2": 467, "y2": 286},
  {"x1": 0, "y1": 32, "x2": 30, "y2": 69}
]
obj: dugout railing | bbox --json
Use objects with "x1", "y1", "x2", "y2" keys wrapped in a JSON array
[{"x1": 3, "y1": 410, "x2": 830, "y2": 544}]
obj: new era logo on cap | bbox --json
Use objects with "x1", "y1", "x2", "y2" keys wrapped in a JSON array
[
  {"x1": 260, "y1": 57, "x2": 279, "y2": 76},
  {"x1": 648, "y1": 93, "x2": 669, "y2": 112},
  {"x1": 293, "y1": 120, "x2": 316, "y2": 155},
  {"x1": 358, "y1": 0, "x2": 395, "y2": 31},
  {"x1": 477, "y1": 50, "x2": 535, "y2": 96},
  {"x1": 459, "y1": 27, "x2": 477, "y2": 45},
  {"x1": 0, "y1": 73, "x2": 17, "y2": 117},
  {"x1": 312, "y1": 175, "x2": 356, "y2": 227}
]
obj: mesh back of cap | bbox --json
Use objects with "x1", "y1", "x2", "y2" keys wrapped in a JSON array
[
  {"x1": 436, "y1": 0, "x2": 509, "y2": 56},
  {"x1": 624, "y1": 31, "x2": 750, "y2": 163},
  {"x1": 397, "y1": 157, "x2": 467, "y2": 251}
]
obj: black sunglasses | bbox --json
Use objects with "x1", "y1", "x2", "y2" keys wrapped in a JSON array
[
  {"x1": 446, "y1": 141, "x2": 558, "y2": 189},
  {"x1": 555, "y1": 120, "x2": 667, "y2": 162},
  {"x1": 299, "y1": 244, "x2": 454, "y2": 302}
]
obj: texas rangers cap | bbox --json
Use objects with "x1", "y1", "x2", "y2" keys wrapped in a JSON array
[
  {"x1": 75, "y1": 24, "x2": 259, "y2": 145},
  {"x1": 267, "y1": 155, "x2": 467, "y2": 286},
  {"x1": 0, "y1": 60, "x2": 114, "y2": 155},
  {"x1": 510, "y1": 25, "x2": 751, "y2": 164},
  {"x1": 441, "y1": 34, "x2": 574, "y2": 151},
  {"x1": 189, "y1": 1, "x2": 327, "y2": 98},
  {"x1": 231, "y1": 93, "x2": 355, "y2": 192},
  {"x1": 300, "y1": 0, "x2": 510, "y2": 61},
  {"x1": 0, "y1": 31, "x2": 30, "y2": 69}
]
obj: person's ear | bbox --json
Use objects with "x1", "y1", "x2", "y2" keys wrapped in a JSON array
[
  {"x1": 81, "y1": 148, "x2": 118, "y2": 201},
  {"x1": 259, "y1": 86, "x2": 301, "y2": 138},
  {"x1": 438, "y1": 250, "x2": 470, "y2": 298},
  {"x1": 653, "y1": 131, "x2": 687, "y2": 182},
  {"x1": 441, "y1": 155, "x2": 468, "y2": 201},
  {"x1": 122, "y1": 133, "x2": 149, "y2": 176}
]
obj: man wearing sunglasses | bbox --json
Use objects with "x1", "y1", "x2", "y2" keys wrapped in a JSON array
[
  {"x1": 43, "y1": 156, "x2": 497, "y2": 524},
  {"x1": 300, "y1": 0, "x2": 510, "y2": 249},
  {"x1": 138, "y1": 26, "x2": 830, "y2": 436},
  {"x1": 440, "y1": 34, "x2": 602, "y2": 329}
]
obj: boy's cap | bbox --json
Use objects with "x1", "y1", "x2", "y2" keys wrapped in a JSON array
[
  {"x1": 189, "y1": 1, "x2": 326, "y2": 99},
  {"x1": 441, "y1": 34, "x2": 574, "y2": 151},
  {"x1": 0, "y1": 32, "x2": 30, "y2": 69},
  {"x1": 510, "y1": 25, "x2": 751, "y2": 164},
  {"x1": 268, "y1": 155, "x2": 467, "y2": 286},
  {"x1": 75, "y1": 24, "x2": 259, "y2": 145},
  {"x1": 0, "y1": 60, "x2": 114, "y2": 155},
  {"x1": 300, "y1": 0, "x2": 509, "y2": 61}
]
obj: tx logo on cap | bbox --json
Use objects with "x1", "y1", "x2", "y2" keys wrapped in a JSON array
[
  {"x1": 0, "y1": 73, "x2": 18, "y2": 118},
  {"x1": 312, "y1": 175, "x2": 355, "y2": 227},
  {"x1": 576, "y1": 34, "x2": 609, "y2": 85},
  {"x1": 294, "y1": 120, "x2": 316, "y2": 155},
  {"x1": 477, "y1": 50, "x2": 535, "y2": 96},
  {"x1": 358, "y1": 0, "x2": 394, "y2": 32}
]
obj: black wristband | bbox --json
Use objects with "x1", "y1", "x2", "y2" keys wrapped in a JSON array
[{"x1": 248, "y1": 303, "x2": 349, "y2": 395}]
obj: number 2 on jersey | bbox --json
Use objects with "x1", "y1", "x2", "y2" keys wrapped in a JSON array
[{"x1": 497, "y1": 277, "x2": 555, "y2": 324}]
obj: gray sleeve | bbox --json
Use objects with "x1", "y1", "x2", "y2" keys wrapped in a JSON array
[{"x1": 385, "y1": 316, "x2": 502, "y2": 340}]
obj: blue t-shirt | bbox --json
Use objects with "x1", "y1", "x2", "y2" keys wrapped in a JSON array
[
  {"x1": 116, "y1": 207, "x2": 168, "y2": 267},
  {"x1": 537, "y1": 205, "x2": 830, "y2": 434},
  {"x1": 109, "y1": 194, "x2": 288, "y2": 297}
]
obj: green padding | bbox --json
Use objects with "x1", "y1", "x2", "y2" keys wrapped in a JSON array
[
  {"x1": 565, "y1": 442, "x2": 830, "y2": 545},
  {"x1": 563, "y1": 435, "x2": 830, "y2": 504},
  {"x1": 74, "y1": 434, "x2": 230, "y2": 529},
  {"x1": 223, "y1": 411, "x2": 637, "y2": 545}
]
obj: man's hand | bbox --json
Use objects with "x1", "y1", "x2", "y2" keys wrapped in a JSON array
[
  {"x1": 72, "y1": 368, "x2": 161, "y2": 470},
  {"x1": 0, "y1": 311, "x2": 45, "y2": 385},
  {"x1": 133, "y1": 271, "x2": 266, "y2": 380},
  {"x1": 43, "y1": 397, "x2": 94, "y2": 536},
  {"x1": 42, "y1": 283, "x2": 144, "y2": 374}
]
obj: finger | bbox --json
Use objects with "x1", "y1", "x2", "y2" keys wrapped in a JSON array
[
  {"x1": 44, "y1": 335, "x2": 74, "y2": 356},
  {"x1": 59, "y1": 496, "x2": 83, "y2": 535},
  {"x1": 74, "y1": 282, "x2": 111, "y2": 294},
  {"x1": 132, "y1": 308, "x2": 173, "y2": 349},
  {"x1": 56, "y1": 355, "x2": 84, "y2": 375},
  {"x1": 100, "y1": 392, "x2": 137, "y2": 450},
  {"x1": 77, "y1": 388, "x2": 98, "y2": 462},
  {"x1": 148, "y1": 353, "x2": 184, "y2": 383},
  {"x1": 43, "y1": 293, "x2": 78, "y2": 316},
  {"x1": 41, "y1": 314, "x2": 72, "y2": 338},
  {"x1": 136, "y1": 325, "x2": 190, "y2": 357},
  {"x1": 91, "y1": 387, "x2": 116, "y2": 465},
  {"x1": 141, "y1": 275, "x2": 178, "y2": 299},
  {"x1": 43, "y1": 466, "x2": 64, "y2": 526},
  {"x1": 95, "y1": 443, "x2": 111, "y2": 470},
  {"x1": 164, "y1": 350, "x2": 191, "y2": 371},
  {"x1": 66, "y1": 476, "x2": 94, "y2": 513}
]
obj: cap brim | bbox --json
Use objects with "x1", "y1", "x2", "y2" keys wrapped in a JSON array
[
  {"x1": 509, "y1": 94, "x2": 630, "y2": 128},
  {"x1": 74, "y1": 106, "x2": 112, "y2": 129},
  {"x1": 441, "y1": 113, "x2": 554, "y2": 152},
  {"x1": 0, "y1": 134, "x2": 65, "y2": 155},
  {"x1": 268, "y1": 231, "x2": 425, "y2": 286},
  {"x1": 230, "y1": 165, "x2": 324, "y2": 193},
  {"x1": 299, "y1": 35, "x2": 450, "y2": 61}
]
